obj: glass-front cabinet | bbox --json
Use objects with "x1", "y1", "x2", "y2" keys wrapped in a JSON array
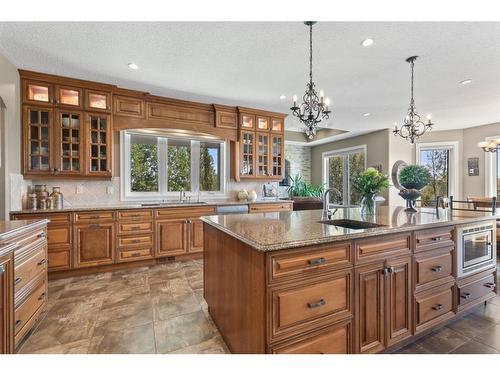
[
  {"x1": 256, "y1": 132, "x2": 269, "y2": 177},
  {"x1": 270, "y1": 134, "x2": 283, "y2": 177},
  {"x1": 25, "y1": 106, "x2": 53, "y2": 174},
  {"x1": 24, "y1": 81, "x2": 53, "y2": 105},
  {"x1": 87, "y1": 114, "x2": 112, "y2": 177},
  {"x1": 240, "y1": 130, "x2": 255, "y2": 177},
  {"x1": 57, "y1": 110, "x2": 83, "y2": 175},
  {"x1": 56, "y1": 86, "x2": 83, "y2": 108},
  {"x1": 85, "y1": 90, "x2": 111, "y2": 112}
]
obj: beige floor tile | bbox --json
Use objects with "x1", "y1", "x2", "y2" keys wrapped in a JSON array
[
  {"x1": 88, "y1": 323, "x2": 156, "y2": 354},
  {"x1": 450, "y1": 339, "x2": 499, "y2": 354},
  {"x1": 169, "y1": 336, "x2": 229, "y2": 354},
  {"x1": 416, "y1": 327, "x2": 469, "y2": 354},
  {"x1": 474, "y1": 324, "x2": 500, "y2": 351},
  {"x1": 19, "y1": 339, "x2": 91, "y2": 354}
]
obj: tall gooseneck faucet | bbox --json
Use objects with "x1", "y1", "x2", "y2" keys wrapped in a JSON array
[{"x1": 322, "y1": 187, "x2": 342, "y2": 217}]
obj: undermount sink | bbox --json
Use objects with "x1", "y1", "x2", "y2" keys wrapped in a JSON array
[
  {"x1": 318, "y1": 219, "x2": 385, "y2": 230},
  {"x1": 140, "y1": 201, "x2": 206, "y2": 207}
]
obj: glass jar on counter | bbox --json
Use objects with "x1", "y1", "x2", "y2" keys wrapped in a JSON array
[
  {"x1": 28, "y1": 193, "x2": 37, "y2": 210},
  {"x1": 50, "y1": 187, "x2": 63, "y2": 209},
  {"x1": 39, "y1": 198, "x2": 47, "y2": 210}
]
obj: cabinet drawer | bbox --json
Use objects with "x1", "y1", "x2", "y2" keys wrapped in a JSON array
[
  {"x1": 414, "y1": 282, "x2": 454, "y2": 333},
  {"x1": 269, "y1": 242, "x2": 352, "y2": 283},
  {"x1": 118, "y1": 248, "x2": 154, "y2": 262},
  {"x1": 14, "y1": 244, "x2": 47, "y2": 294},
  {"x1": 155, "y1": 206, "x2": 216, "y2": 219},
  {"x1": 14, "y1": 277, "x2": 47, "y2": 335},
  {"x1": 457, "y1": 271, "x2": 496, "y2": 309},
  {"x1": 415, "y1": 247, "x2": 454, "y2": 291},
  {"x1": 12, "y1": 213, "x2": 71, "y2": 225},
  {"x1": 118, "y1": 221, "x2": 153, "y2": 235},
  {"x1": 74, "y1": 211, "x2": 115, "y2": 223},
  {"x1": 118, "y1": 210, "x2": 153, "y2": 221},
  {"x1": 113, "y1": 95, "x2": 145, "y2": 118},
  {"x1": 14, "y1": 229, "x2": 46, "y2": 256},
  {"x1": 48, "y1": 250, "x2": 71, "y2": 270},
  {"x1": 270, "y1": 270, "x2": 353, "y2": 342},
  {"x1": 271, "y1": 319, "x2": 352, "y2": 354},
  {"x1": 355, "y1": 233, "x2": 411, "y2": 264},
  {"x1": 249, "y1": 203, "x2": 292, "y2": 213},
  {"x1": 118, "y1": 234, "x2": 153, "y2": 248},
  {"x1": 415, "y1": 226, "x2": 454, "y2": 252},
  {"x1": 47, "y1": 225, "x2": 71, "y2": 248}
]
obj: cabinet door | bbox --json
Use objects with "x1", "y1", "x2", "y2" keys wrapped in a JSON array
[
  {"x1": 385, "y1": 256, "x2": 412, "y2": 347},
  {"x1": 0, "y1": 253, "x2": 14, "y2": 354},
  {"x1": 24, "y1": 106, "x2": 54, "y2": 175},
  {"x1": 256, "y1": 132, "x2": 269, "y2": 177},
  {"x1": 55, "y1": 85, "x2": 83, "y2": 108},
  {"x1": 74, "y1": 223, "x2": 115, "y2": 267},
  {"x1": 256, "y1": 116, "x2": 270, "y2": 131},
  {"x1": 355, "y1": 261, "x2": 386, "y2": 353},
  {"x1": 156, "y1": 220, "x2": 188, "y2": 257},
  {"x1": 23, "y1": 80, "x2": 53, "y2": 105},
  {"x1": 86, "y1": 113, "x2": 112, "y2": 177},
  {"x1": 270, "y1": 134, "x2": 283, "y2": 178},
  {"x1": 240, "y1": 130, "x2": 255, "y2": 177},
  {"x1": 85, "y1": 89, "x2": 111, "y2": 112},
  {"x1": 56, "y1": 110, "x2": 84, "y2": 176},
  {"x1": 240, "y1": 113, "x2": 255, "y2": 130},
  {"x1": 113, "y1": 95, "x2": 145, "y2": 118},
  {"x1": 189, "y1": 219, "x2": 204, "y2": 253},
  {"x1": 270, "y1": 117, "x2": 284, "y2": 133}
]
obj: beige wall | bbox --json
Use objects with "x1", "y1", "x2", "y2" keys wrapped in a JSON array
[
  {"x1": 0, "y1": 53, "x2": 21, "y2": 218},
  {"x1": 311, "y1": 129, "x2": 391, "y2": 202}
]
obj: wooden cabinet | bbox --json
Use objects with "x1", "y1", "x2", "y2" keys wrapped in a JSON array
[
  {"x1": 156, "y1": 220, "x2": 188, "y2": 257},
  {"x1": 85, "y1": 89, "x2": 111, "y2": 112},
  {"x1": 74, "y1": 223, "x2": 115, "y2": 267},
  {"x1": 55, "y1": 85, "x2": 83, "y2": 108},
  {"x1": 190, "y1": 219, "x2": 205, "y2": 253},
  {"x1": 270, "y1": 134, "x2": 284, "y2": 177},
  {"x1": 114, "y1": 95, "x2": 145, "y2": 118},
  {"x1": 256, "y1": 132, "x2": 270, "y2": 177},
  {"x1": 239, "y1": 130, "x2": 256, "y2": 178},
  {"x1": 240, "y1": 112, "x2": 255, "y2": 130},
  {"x1": 55, "y1": 109, "x2": 84, "y2": 175},
  {"x1": 86, "y1": 113, "x2": 112, "y2": 177},
  {"x1": 23, "y1": 106, "x2": 54, "y2": 175},
  {"x1": 248, "y1": 202, "x2": 293, "y2": 213},
  {"x1": 23, "y1": 80, "x2": 53, "y2": 105},
  {"x1": 0, "y1": 251, "x2": 14, "y2": 354}
]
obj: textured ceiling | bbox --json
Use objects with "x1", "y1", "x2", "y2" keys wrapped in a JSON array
[{"x1": 0, "y1": 22, "x2": 499, "y2": 144}]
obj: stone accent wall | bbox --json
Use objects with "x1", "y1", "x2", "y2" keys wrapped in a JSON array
[{"x1": 284, "y1": 144, "x2": 312, "y2": 182}]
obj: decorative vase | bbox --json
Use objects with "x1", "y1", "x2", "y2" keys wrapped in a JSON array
[
  {"x1": 361, "y1": 194, "x2": 376, "y2": 216},
  {"x1": 398, "y1": 188, "x2": 421, "y2": 212},
  {"x1": 50, "y1": 187, "x2": 64, "y2": 209},
  {"x1": 248, "y1": 190, "x2": 257, "y2": 202},
  {"x1": 237, "y1": 189, "x2": 248, "y2": 201}
]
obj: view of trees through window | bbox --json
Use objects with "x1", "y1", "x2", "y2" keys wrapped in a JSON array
[
  {"x1": 130, "y1": 135, "x2": 159, "y2": 192},
  {"x1": 497, "y1": 149, "x2": 500, "y2": 198},
  {"x1": 326, "y1": 150, "x2": 365, "y2": 205},
  {"x1": 126, "y1": 132, "x2": 222, "y2": 195},
  {"x1": 419, "y1": 149, "x2": 450, "y2": 206}
]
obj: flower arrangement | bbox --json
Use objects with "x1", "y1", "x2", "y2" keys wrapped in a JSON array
[{"x1": 352, "y1": 167, "x2": 390, "y2": 197}]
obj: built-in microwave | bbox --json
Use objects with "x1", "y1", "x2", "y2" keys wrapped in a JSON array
[{"x1": 456, "y1": 221, "x2": 497, "y2": 278}]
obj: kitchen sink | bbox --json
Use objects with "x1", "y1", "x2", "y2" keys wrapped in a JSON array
[
  {"x1": 140, "y1": 201, "x2": 207, "y2": 207},
  {"x1": 318, "y1": 219, "x2": 385, "y2": 230}
]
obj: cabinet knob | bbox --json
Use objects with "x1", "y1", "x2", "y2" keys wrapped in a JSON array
[
  {"x1": 38, "y1": 292, "x2": 46, "y2": 301},
  {"x1": 431, "y1": 266, "x2": 443, "y2": 272},
  {"x1": 14, "y1": 277, "x2": 22, "y2": 285},
  {"x1": 38, "y1": 232, "x2": 46, "y2": 238},
  {"x1": 15, "y1": 319, "x2": 22, "y2": 328},
  {"x1": 432, "y1": 303, "x2": 444, "y2": 311},
  {"x1": 307, "y1": 299, "x2": 326, "y2": 309},
  {"x1": 432, "y1": 236, "x2": 443, "y2": 241},
  {"x1": 37, "y1": 259, "x2": 46, "y2": 266}
]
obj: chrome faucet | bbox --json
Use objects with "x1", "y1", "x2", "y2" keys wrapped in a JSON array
[
  {"x1": 323, "y1": 187, "x2": 341, "y2": 216},
  {"x1": 180, "y1": 189, "x2": 186, "y2": 202}
]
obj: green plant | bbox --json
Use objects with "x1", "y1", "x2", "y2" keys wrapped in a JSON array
[
  {"x1": 352, "y1": 167, "x2": 390, "y2": 197},
  {"x1": 398, "y1": 165, "x2": 431, "y2": 190},
  {"x1": 287, "y1": 174, "x2": 325, "y2": 198}
]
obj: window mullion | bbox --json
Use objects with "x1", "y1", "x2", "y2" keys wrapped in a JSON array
[
  {"x1": 159, "y1": 138, "x2": 168, "y2": 196},
  {"x1": 191, "y1": 140, "x2": 200, "y2": 193}
]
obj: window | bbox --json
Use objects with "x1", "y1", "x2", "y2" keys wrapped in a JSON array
[
  {"x1": 121, "y1": 131, "x2": 226, "y2": 200},
  {"x1": 322, "y1": 145, "x2": 366, "y2": 206},
  {"x1": 416, "y1": 142, "x2": 458, "y2": 206}
]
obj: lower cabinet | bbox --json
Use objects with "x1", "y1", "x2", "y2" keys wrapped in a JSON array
[
  {"x1": 355, "y1": 256, "x2": 412, "y2": 353},
  {"x1": 156, "y1": 220, "x2": 188, "y2": 257},
  {"x1": 0, "y1": 252, "x2": 14, "y2": 354},
  {"x1": 74, "y1": 223, "x2": 115, "y2": 267},
  {"x1": 271, "y1": 319, "x2": 352, "y2": 354},
  {"x1": 190, "y1": 219, "x2": 205, "y2": 253}
]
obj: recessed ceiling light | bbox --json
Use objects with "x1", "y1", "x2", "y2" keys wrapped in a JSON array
[
  {"x1": 279, "y1": 95, "x2": 286, "y2": 100},
  {"x1": 460, "y1": 79, "x2": 472, "y2": 85},
  {"x1": 361, "y1": 38, "x2": 374, "y2": 47},
  {"x1": 363, "y1": 112, "x2": 371, "y2": 117},
  {"x1": 128, "y1": 62, "x2": 139, "y2": 70}
]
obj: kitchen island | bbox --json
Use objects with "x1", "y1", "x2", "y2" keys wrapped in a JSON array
[{"x1": 202, "y1": 207, "x2": 498, "y2": 354}]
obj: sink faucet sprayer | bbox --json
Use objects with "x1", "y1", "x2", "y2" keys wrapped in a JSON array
[{"x1": 323, "y1": 187, "x2": 342, "y2": 217}]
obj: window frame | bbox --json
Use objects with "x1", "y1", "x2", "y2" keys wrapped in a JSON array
[
  {"x1": 484, "y1": 135, "x2": 500, "y2": 198},
  {"x1": 120, "y1": 130, "x2": 227, "y2": 201},
  {"x1": 415, "y1": 141, "x2": 459, "y2": 199},
  {"x1": 322, "y1": 144, "x2": 367, "y2": 206}
]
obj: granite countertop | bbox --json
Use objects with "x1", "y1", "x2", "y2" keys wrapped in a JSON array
[
  {"x1": 201, "y1": 206, "x2": 499, "y2": 252},
  {"x1": 10, "y1": 198, "x2": 293, "y2": 215},
  {"x1": 0, "y1": 219, "x2": 49, "y2": 245}
]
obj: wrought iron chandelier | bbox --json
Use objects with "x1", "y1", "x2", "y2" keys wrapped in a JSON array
[
  {"x1": 290, "y1": 21, "x2": 331, "y2": 140},
  {"x1": 478, "y1": 139, "x2": 500, "y2": 153},
  {"x1": 393, "y1": 56, "x2": 434, "y2": 144}
]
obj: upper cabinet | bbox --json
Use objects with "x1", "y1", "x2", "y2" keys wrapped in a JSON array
[
  {"x1": 55, "y1": 86, "x2": 83, "y2": 108},
  {"x1": 24, "y1": 80, "x2": 53, "y2": 106},
  {"x1": 233, "y1": 107, "x2": 287, "y2": 181},
  {"x1": 85, "y1": 89, "x2": 111, "y2": 112}
]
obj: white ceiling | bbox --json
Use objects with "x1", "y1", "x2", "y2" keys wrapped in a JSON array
[{"x1": 1, "y1": 22, "x2": 499, "y2": 144}]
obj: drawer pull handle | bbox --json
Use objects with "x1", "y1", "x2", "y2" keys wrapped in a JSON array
[
  {"x1": 308, "y1": 257, "x2": 326, "y2": 266},
  {"x1": 131, "y1": 226, "x2": 141, "y2": 230},
  {"x1": 37, "y1": 259, "x2": 46, "y2": 266},
  {"x1": 89, "y1": 224, "x2": 101, "y2": 229},
  {"x1": 131, "y1": 239, "x2": 141, "y2": 243},
  {"x1": 38, "y1": 292, "x2": 46, "y2": 301},
  {"x1": 38, "y1": 232, "x2": 46, "y2": 238},
  {"x1": 484, "y1": 282, "x2": 496, "y2": 289},
  {"x1": 431, "y1": 266, "x2": 443, "y2": 272},
  {"x1": 432, "y1": 304, "x2": 444, "y2": 311},
  {"x1": 432, "y1": 236, "x2": 443, "y2": 241},
  {"x1": 131, "y1": 252, "x2": 141, "y2": 257},
  {"x1": 307, "y1": 299, "x2": 326, "y2": 309},
  {"x1": 14, "y1": 277, "x2": 22, "y2": 285},
  {"x1": 461, "y1": 292, "x2": 472, "y2": 299},
  {"x1": 15, "y1": 319, "x2": 22, "y2": 328},
  {"x1": 89, "y1": 215, "x2": 100, "y2": 219}
]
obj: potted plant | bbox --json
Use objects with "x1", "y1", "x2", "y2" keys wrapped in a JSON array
[
  {"x1": 352, "y1": 167, "x2": 390, "y2": 215},
  {"x1": 287, "y1": 174, "x2": 325, "y2": 211},
  {"x1": 397, "y1": 165, "x2": 431, "y2": 212}
]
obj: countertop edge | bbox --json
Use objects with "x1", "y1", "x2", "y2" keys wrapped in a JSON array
[
  {"x1": 201, "y1": 214, "x2": 498, "y2": 252},
  {"x1": 0, "y1": 219, "x2": 49, "y2": 244}
]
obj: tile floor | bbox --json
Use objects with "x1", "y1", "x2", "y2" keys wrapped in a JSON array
[{"x1": 17, "y1": 259, "x2": 500, "y2": 354}]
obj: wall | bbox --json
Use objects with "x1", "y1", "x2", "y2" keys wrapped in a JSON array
[
  {"x1": 284, "y1": 144, "x2": 311, "y2": 182},
  {"x1": 311, "y1": 129, "x2": 391, "y2": 202},
  {"x1": 0, "y1": 53, "x2": 21, "y2": 218}
]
